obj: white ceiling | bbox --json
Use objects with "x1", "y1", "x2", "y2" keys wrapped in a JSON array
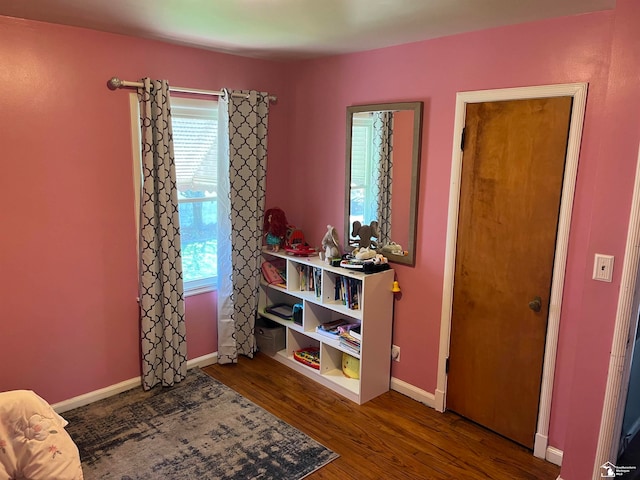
[{"x1": 0, "y1": 0, "x2": 615, "y2": 60}]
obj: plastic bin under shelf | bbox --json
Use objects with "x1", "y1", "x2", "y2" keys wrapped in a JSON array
[{"x1": 255, "y1": 317, "x2": 286, "y2": 356}]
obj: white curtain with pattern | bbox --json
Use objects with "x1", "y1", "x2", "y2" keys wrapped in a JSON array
[
  {"x1": 217, "y1": 89, "x2": 270, "y2": 364},
  {"x1": 371, "y1": 111, "x2": 394, "y2": 247},
  {"x1": 137, "y1": 78, "x2": 187, "y2": 390}
]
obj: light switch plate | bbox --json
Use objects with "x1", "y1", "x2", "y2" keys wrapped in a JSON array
[{"x1": 593, "y1": 254, "x2": 614, "y2": 282}]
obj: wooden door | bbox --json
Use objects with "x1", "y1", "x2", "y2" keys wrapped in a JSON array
[{"x1": 447, "y1": 97, "x2": 573, "y2": 448}]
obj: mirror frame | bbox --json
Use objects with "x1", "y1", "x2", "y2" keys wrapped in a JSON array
[{"x1": 344, "y1": 101, "x2": 423, "y2": 266}]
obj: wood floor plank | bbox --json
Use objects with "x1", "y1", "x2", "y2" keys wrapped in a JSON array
[{"x1": 202, "y1": 353, "x2": 560, "y2": 480}]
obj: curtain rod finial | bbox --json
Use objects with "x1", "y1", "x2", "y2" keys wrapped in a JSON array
[{"x1": 107, "y1": 77, "x2": 123, "y2": 90}]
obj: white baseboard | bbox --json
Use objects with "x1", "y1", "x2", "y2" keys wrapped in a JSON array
[
  {"x1": 434, "y1": 389, "x2": 445, "y2": 412},
  {"x1": 546, "y1": 446, "x2": 564, "y2": 466},
  {"x1": 534, "y1": 432, "x2": 563, "y2": 466},
  {"x1": 53, "y1": 357, "x2": 565, "y2": 470},
  {"x1": 187, "y1": 352, "x2": 218, "y2": 369},
  {"x1": 52, "y1": 352, "x2": 218, "y2": 414},
  {"x1": 391, "y1": 380, "x2": 563, "y2": 467},
  {"x1": 390, "y1": 376, "x2": 435, "y2": 408},
  {"x1": 52, "y1": 376, "x2": 141, "y2": 414}
]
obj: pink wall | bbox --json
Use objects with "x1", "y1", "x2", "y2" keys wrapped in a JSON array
[
  {"x1": 2, "y1": 4, "x2": 640, "y2": 479},
  {"x1": 0, "y1": 16, "x2": 288, "y2": 404},
  {"x1": 281, "y1": 4, "x2": 640, "y2": 479}
]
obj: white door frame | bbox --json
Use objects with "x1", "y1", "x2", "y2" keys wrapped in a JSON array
[
  {"x1": 436, "y1": 82, "x2": 588, "y2": 463},
  {"x1": 592, "y1": 142, "x2": 640, "y2": 479}
]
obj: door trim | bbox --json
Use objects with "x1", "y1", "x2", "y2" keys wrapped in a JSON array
[{"x1": 436, "y1": 83, "x2": 588, "y2": 461}]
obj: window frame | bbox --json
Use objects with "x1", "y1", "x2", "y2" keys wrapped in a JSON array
[
  {"x1": 172, "y1": 96, "x2": 219, "y2": 295},
  {"x1": 130, "y1": 94, "x2": 219, "y2": 297}
]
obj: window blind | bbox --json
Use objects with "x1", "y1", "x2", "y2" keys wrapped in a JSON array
[{"x1": 171, "y1": 100, "x2": 218, "y2": 193}]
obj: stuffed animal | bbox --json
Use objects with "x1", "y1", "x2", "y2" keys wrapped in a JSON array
[
  {"x1": 320, "y1": 225, "x2": 341, "y2": 263},
  {"x1": 351, "y1": 220, "x2": 379, "y2": 249},
  {"x1": 263, "y1": 208, "x2": 288, "y2": 251},
  {"x1": 353, "y1": 247, "x2": 377, "y2": 260},
  {"x1": 381, "y1": 242, "x2": 405, "y2": 255}
]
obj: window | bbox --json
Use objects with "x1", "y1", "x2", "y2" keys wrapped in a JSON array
[
  {"x1": 171, "y1": 97, "x2": 219, "y2": 294},
  {"x1": 349, "y1": 113, "x2": 376, "y2": 227}
]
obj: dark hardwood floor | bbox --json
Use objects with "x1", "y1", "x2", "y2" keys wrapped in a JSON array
[{"x1": 202, "y1": 353, "x2": 560, "y2": 480}]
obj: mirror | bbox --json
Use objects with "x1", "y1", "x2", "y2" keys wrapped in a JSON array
[{"x1": 345, "y1": 102, "x2": 423, "y2": 266}]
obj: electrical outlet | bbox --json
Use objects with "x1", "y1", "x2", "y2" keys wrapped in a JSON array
[{"x1": 391, "y1": 345, "x2": 401, "y2": 362}]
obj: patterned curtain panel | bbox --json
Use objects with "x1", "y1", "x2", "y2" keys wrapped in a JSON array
[
  {"x1": 372, "y1": 111, "x2": 394, "y2": 246},
  {"x1": 217, "y1": 89, "x2": 270, "y2": 364},
  {"x1": 138, "y1": 78, "x2": 187, "y2": 390}
]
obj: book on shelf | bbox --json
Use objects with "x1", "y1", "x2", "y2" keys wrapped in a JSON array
[
  {"x1": 314, "y1": 267, "x2": 322, "y2": 298},
  {"x1": 315, "y1": 319, "x2": 361, "y2": 340},
  {"x1": 318, "y1": 319, "x2": 350, "y2": 331},
  {"x1": 314, "y1": 319, "x2": 344, "y2": 337},
  {"x1": 337, "y1": 323, "x2": 361, "y2": 338},
  {"x1": 298, "y1": 265, "x2": 322, "y2": 298},
  {"x1": 339, "y1": 328, "x2": 361, "y2": 355},
  {"x1": 314, "y1": 327, "x2": 340, "y2": 340},
  {"x1": 339, "y1": 332, "x2": 361, "y2": 347},
  {"x1": 261, "y1": 259, "x2": 286, "y2": 287},
  {"x1": 338, "y1": 324, "x2": 362, "y2": 354},
  {"x1": 339, "y1": 339, "x2": 360, "y2": 355},
  {"x1": 333, "y1": 276, "x2": 362, "y2": 310}
]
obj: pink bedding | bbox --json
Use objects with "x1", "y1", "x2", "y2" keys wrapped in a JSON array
[{"x1": 0, "y1": 390, "x2": 83, "y2": 480}]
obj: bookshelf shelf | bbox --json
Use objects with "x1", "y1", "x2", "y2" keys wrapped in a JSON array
[{"x1": 258, "y1": 248, "x2": 394, "y2": 404}]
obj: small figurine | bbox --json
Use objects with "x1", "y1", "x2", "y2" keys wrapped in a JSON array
[
  {"x1": 320, "y1": 225, "x2": 341, "y2": 263},
  {"x1": 351, "y1": 220, "x2": 379, "y2": 249},
  {"x1": 263, "y1": 208, "x2": 288, "y2": 251}
]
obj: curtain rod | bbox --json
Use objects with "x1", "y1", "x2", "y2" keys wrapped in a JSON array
[{"x1": 107, "y1": 77, "x2": 277, "y2": 102}]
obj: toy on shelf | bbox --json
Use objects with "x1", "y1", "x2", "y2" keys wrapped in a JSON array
[
  {"x1": 350, "y1": 220, "x2": 379, "y2": 249},
  {"x1": 284, "y1": 225, "x2": 316, "y2": 256},
  {"x1": 342, "y1": 352, "x2": 360, "y2": 379},
  {"x1": 340, "y1": 250, "x2": 389, "y2": 272},
  {"x1": 284, "y1": 244, "x2": 317, "y2": 256},
  {"x1": 353, "y1": 247, "x2": 377, "y2": 260},
  {"x1": 293, "y1": 347, "x2": 320, "y2": 369},
  {"x1": 263, "y1": 208, "x2": 289, "y2": 251},
  {"x1": 319, "y1": 225, "x2": 341, "y2": 264}
]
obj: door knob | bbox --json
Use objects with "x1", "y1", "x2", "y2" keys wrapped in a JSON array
[{"x1": 528, "y1": 296, "x2": 542, "y2": 312}]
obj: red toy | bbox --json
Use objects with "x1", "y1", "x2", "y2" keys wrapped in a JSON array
[
  {"x1": 293, "y1": 347, "x2": 320, "y2": 369},
  {"x1": 263, "y1": 208, "x2": 316, "y2": 256},
  {"x1": 284, "y1": 226, "x2": 316, "y2": 256},
  {"x1": 284, "y1": 244, "x2": 317, "y2": 256}
]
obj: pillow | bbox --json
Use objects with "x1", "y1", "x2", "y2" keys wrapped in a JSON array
[{"x1": 0, "y1": 390, "x2": 83, "y2": 480}]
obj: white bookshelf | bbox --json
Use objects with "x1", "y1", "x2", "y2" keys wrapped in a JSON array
[{"x1": 258, "y1": 249, "x2": 394, "y2": 404}]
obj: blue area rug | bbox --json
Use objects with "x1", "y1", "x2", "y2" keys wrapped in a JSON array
[{"x1": 63, "y1": 368, "x2": 338, "y2": 479}]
